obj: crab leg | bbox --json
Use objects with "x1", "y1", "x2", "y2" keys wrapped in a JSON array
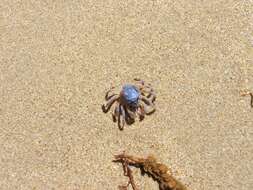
[
  {"x1": 139, "y1": 100, "x2": 155, "y2": 114},
  {"x1": 137, "y1": 104, "x2": 145, "y2": 120},
  {"x1": 119, "y1": 105, "x2": 126, "y2": 129},
  {"x1": 134, "y1": 78, "x2": 152, "y2": 88},
  {"x1": 102, "y1": 95, "x2": 119, "y2": 112},
  {"x1": 112, "y1": 102, "x2": 120, "y2": 120},
  {"x1": 140, "y1": 95, "x2": 154, "y2": 106},
  {"x1": 134, "y1": 78, "x2": 148, "y2": 86},
  {"x1": 148, "y1": 90, "x2": 156, "y2": 101},
  {"x1": 142, "y1": 86, "x2": 156, "y2": 100},
  {"x1": 105, "y1": 86, "x2": 119, "y2": 100},
  {"x1": 135, "y1": 82, "x2": 151, "y2": 90},
  {"x1": 105, "y1": 91, "x2": 118, "y2": 101},
  {"x1": 125, "y1": 107, "x2": 136, "y2": 120}
]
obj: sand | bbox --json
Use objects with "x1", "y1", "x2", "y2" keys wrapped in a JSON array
[{"x1": 0, "y1": 0, "x2": 252, "y2": 189}]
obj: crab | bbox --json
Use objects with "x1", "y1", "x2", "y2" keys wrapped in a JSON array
[{"x1": 102, "y1": 78, "x2": 156, "y2": 130}]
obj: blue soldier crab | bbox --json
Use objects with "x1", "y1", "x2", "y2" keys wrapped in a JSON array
[{"x1": 102, "y1": 78, "x2": 156, "y2": 130}]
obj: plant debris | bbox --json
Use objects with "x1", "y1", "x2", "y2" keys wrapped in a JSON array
[
  {"x1": 241, "y1": 91, "x2": 253, "y2": 108},
  {"x1": 117, "y1": 157, "x2": 139, "y2": 190},
  {"x1": 114, "y1": 152, "x2": 188, "y2": 190}
]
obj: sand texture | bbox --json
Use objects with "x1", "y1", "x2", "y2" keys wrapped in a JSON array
[{"x1": 0, "y1": 0, "x2": 252, "y2": 190}]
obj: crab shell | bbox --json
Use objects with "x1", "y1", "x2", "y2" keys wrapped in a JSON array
[{"x1": 120, "y1": 84, "x2": 140, "y2": 108}]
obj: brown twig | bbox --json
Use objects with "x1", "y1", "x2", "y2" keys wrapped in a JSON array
[
  {"x1": 241, "y1": 91, "x2": 253, "y2": 108},
  {"x1": 116, "y1": 152, "x2": 139, "y2": 190},
  {"x1": 114, "y1": 152, "x2": 188, "y2": 190}
]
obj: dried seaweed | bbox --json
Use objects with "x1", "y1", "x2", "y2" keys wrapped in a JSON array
[
  {"x1": 117, "y1": 157, "x2": 139, "y2": 190},
  {"x1": 114, "y1": 152, "x2": 188, "y2": 190}
]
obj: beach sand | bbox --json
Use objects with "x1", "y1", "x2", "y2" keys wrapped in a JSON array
[{"x1": 0, "y1": 0, "x2": 252, "y2": 189}]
